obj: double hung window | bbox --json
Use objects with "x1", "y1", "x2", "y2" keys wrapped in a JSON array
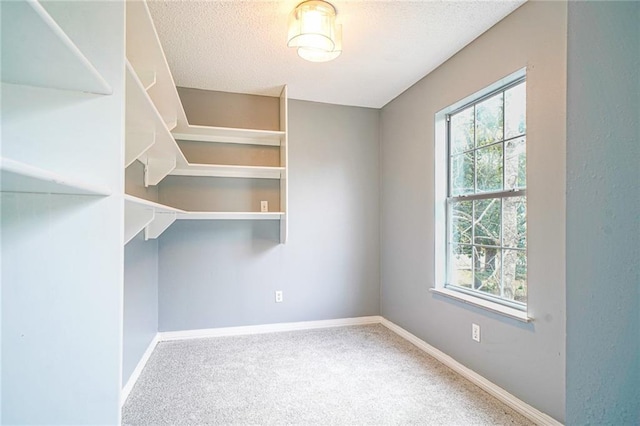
[{"x1": 446, "y1": 78, "x2": 527, "y2": 310}]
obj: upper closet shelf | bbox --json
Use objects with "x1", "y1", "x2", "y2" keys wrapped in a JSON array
[
  {"x1": 1, "y1": 0, "x2": 111, "y2": 95},
  {"x1": 172, "y1": 125, "x2": 285, "y2": 147},
  {"x1": 126, "y1": 0, "x2": 189, "y2": 131},
  {"x1": 0, "y1": 157, "x2": 111, "y2": 196},
  {"x1": 125, "y1": 60, "x2": 189, "y2": 185}
]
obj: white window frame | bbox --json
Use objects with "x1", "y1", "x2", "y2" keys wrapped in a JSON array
[{"x1": 432, "y1": 68, "x2": 531, "y2": 322}]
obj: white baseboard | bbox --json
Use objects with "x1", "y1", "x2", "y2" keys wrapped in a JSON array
[
  {"x1": 379, "y1": 318, "x2": 562, "y2": 426},
  {"x1": 157, "y1": 316, "x2": 384, "y2": 341},
  {"x1": 121, "y1": 333, "x2": 160, "y2": 406},
  {"x1": 123, "y1": 316, "x2": 560, "y2": 425}
]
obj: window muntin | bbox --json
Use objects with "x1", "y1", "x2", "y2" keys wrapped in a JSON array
[{"x1": 446, "y1": 79, "x2": 527, "y2": 309}]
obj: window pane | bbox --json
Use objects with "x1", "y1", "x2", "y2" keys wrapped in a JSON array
[
  {"x1": 476, "y1": 143, "x2": 503, "y2": 192},
  {"x1": 450, "y1": 244, "x2": 473, "y2": 288},
  {"x1": 505, "y1": 137, "x2": 526, "y2": 189},
  {"x1": 451, "y1": 200, "x2": 472, "y2": 245},
  {"x1": 450, "y1": 106, "x2": 474, "y2": 154},
  {"x1": 505, "y1": 82, "x2": 526, "y2": 139},
  {"x1": 473, "y1": 246, "x2": 501, "y2": 296},
  {"x1": 474, "y1": 198, "x2": 501, "y2": 246},
  {"x1": 502, "y1": 196, "x2": 526, "y2": 249},
  {"x1": 475, "y1": 92, "x2": 503, "y2": 146},
  {"x1": 450, "y1": 151, "x2": 474, "y2": 196},
  {"x1": 503, "y1": 249, "x2": 527, "y2": 304}
]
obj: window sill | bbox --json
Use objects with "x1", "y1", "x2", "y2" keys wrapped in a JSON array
[{"x1": 429, "y1": 287, "x2": 532, "y2": 322}]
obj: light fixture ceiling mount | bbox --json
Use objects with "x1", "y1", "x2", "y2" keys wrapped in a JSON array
[{"x1": 287, "y1": 0, "x2": 342, "y2": 63}]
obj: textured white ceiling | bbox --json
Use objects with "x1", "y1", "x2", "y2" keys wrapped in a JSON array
[{"x1": 148, "y1": 0, "x2": 525, "y2": 108}]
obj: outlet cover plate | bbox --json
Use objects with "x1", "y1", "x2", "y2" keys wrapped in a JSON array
[{"x1": 472, "y1": 323, "x2": 480, "y2": 342}]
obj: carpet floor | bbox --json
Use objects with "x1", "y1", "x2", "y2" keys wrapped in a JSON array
[{"x1": 122, "y1": 324, "x2": 535, "y2": 425}]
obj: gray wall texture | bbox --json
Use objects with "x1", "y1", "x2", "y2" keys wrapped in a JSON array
[
  {"x1": 157, "y1": 99, "x2": 381, "y2": 331},
  {"x1": 379, "y1": 2, "x2": 567, "y2": 421},
  {"x1": 123, "y1": 234, "x2": 159, "y2": 385},
  {"x1": 566, "y1": 2, "x2": 640, "y2": 424}
]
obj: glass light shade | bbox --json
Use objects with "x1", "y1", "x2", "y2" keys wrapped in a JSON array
[
  {"x1": 297, "y1": 24, "x2": 342, "y2": 62},
  {"x1": 287, "y1": 1, "x2": 337, "y2": 53},
  {"x1": 297, "y1": 47, "x2": 341, "y2": 62}
]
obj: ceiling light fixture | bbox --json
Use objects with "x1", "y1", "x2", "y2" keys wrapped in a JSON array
[{"x1": 287, "y1": 0, "x2": 342, "y2": 63}]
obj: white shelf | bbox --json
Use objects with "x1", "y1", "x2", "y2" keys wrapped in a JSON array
[
  {"x1": 124, "y1": 194, "x2": 285, "y2": 241},
  {"x1": 170, "y1": 164, "x2": 284, "y2": 179},
  {"x1": 124, "y1": 194, "x2": 184, "y2": 213},
  {"x1": 1, "y1": 0, "x2": 111, "y2": 95},
  {"x1": 124, "y1": 0, "x2": 288, "y2": 243},
  {"x1": 126, "y1": 0, "x2": 189, "y2": 132},
  {"x1": 125, "y1": 60, "x2": 188, "y2": 185},
  {"x1": 173, "y1": 125, "x2": 285, "y2": 147},
  {"x1": 1, "y1": 157, "x2": 111, "y2": 196},
  {"x1": 124, "y1": 194, "x2": 184, "y2": 244},
  {"x1": 177, "y1": 212, "x2": 284, "y2": 220}
]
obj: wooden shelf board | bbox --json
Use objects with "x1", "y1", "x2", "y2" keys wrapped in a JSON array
[
  {"x1": 1, "y1": 0, "x2": 112, "y2": 94},
  {"x1": 0, "y1": 157, "x2": 111, "y2": 196},
  {"x1": 170, "y1": 163, "x2": 284, "y2": 179},
  {"x1": 177, "y1": 212, "x2": 284, "y2": 220},
  {"x1": 173, "y1": 125, "x2": 284, "y2": 146}
]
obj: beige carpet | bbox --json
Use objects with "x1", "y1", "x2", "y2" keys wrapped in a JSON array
[{"x1": 123, "y1": 324, "x2": 535, "y2": 425}]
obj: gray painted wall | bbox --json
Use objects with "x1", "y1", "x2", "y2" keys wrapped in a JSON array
[
  {"x1": 379, "y1": 2, "x2": 567, "y2": 421},
  {"x1": 566, "y1": 2, "x2": 640, "y2": 424},
  {"x1": 123, "y1": 233, "x2": 159, "y2": 384},
  {"x1": 177, "y1": 87, "x2": 280, "y2": 130},
  {"x1": 159, "y1": 176, "x2": 281, "y2": 212},
  {"x1": 158, "y1": 100, "x2": 380, "y2": 331}
]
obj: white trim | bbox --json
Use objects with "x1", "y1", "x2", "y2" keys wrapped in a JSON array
[
  {"x1": 157, "y1": 316, "x2": 383, "y2": 341},
  {"x1": 429, "y1": 288, "x2": 531, "y2": 322},
  {"x1": 434, "y1": 68, "x2": 530, "y2": 322},
  {"x1": 121, "y1": 333, "x2": 160, "y2": 406},
  {"x1": 379, "y1": 318, "x2": 561, "y2": 426}
]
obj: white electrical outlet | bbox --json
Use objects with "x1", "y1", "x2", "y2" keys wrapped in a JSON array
[
  {"x1": 275, "y1": 290, "x2": 283, "y2": 303},
  {"x1": 472, "y1": 323, "x2": 481, "y2": 342},
  {"x1": 261, "y1": 201, "x2": 269, "y2": 212}
]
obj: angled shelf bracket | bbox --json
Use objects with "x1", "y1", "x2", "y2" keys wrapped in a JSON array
[
  {"x1": 165, "y1": 118, "x2": 178, "y2": 132},
  {"x1": 125, "y1": 130, "x2": 155, "y2": 168},
  {"x1": 144, "y1": 157, "x2": 176, "y2": 187},
  {"x1": 144, "y1": 212, "x2": 177, "y2": 240},
  {"x1": 137, "y1": 70, "x2": 157, "y2": 91},
  {"x1": 124, "y1": 195, "x2": 184, "y2": 244},
  {"x1": 124, "y1": 204, "x2": 155, "y2": 245}
]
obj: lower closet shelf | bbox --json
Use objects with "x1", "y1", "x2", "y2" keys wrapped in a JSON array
[
  {"x1": 124, "y1": 194, "x2": 285, "y2": 243},
  {"x1": 177, "y1": 212, "x2": 284, "y2": 220}
]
